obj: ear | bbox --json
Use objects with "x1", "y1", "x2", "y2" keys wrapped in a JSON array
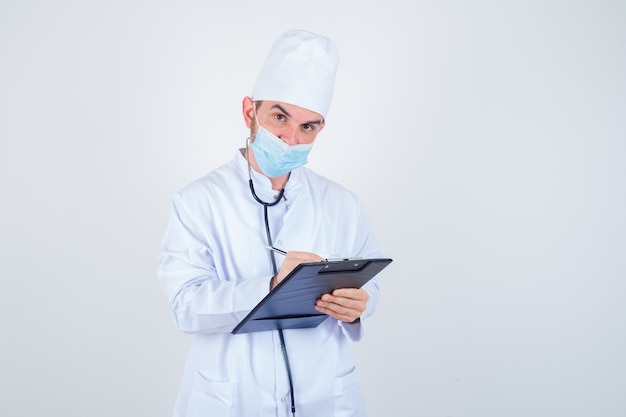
[{"x1": 242, "y1": 96, "x2": 255, "y2": 129}]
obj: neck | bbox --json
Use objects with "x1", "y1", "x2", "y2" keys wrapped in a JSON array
[{"x1": 269, "y1": 174, "x2": 290, "y2": 191}]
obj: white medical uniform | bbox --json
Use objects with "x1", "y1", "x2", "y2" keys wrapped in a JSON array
[{"x1": 158, "y1": 150, "x2": 383, "y2": 417}]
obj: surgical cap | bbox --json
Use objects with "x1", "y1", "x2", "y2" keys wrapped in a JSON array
[{"x1": 252, "y1": 30, "x2": 340, "y2": 119}]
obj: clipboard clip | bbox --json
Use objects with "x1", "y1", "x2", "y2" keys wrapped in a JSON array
[{"x1": 324, "y1": 257, "x2": 363, "y2": 262}]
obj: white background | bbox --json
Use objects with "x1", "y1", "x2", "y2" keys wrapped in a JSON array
[{"x1": 1, "y1": 1, "x2": 625, "y2": 416}]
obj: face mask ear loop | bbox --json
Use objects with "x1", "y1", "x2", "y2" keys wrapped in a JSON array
[{"x1": 252, "y1": 101, "x2": 260, "y2": 136}]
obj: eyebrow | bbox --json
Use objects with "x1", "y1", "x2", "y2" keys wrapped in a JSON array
[{"x1": 270, "y1": 104, "x2": 324, "y2": 125}]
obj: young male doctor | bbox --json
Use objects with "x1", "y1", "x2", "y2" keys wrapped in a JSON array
[{"x1": 158, "y1": 29, "x2": 385, "y2": 417}]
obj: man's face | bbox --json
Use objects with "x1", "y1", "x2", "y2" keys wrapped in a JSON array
[{"x1": 251, "y1": 100, "x2": 325, "y2": 146}]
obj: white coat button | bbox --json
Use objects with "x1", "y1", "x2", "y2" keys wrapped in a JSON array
[
  {"x1": 277, "y1": 240, "x2": 282, "y2": 245},
  {"x1": 281, "y1": 398, "x2": 286, "y2": 402}
]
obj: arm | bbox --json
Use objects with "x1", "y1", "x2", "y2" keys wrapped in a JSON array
[
  {"x1": 157, "y1": 195, "x2": 269, "y2": 334},
  {"x1": 317, "y1": 198, "x2": 383, "y2": 339}
]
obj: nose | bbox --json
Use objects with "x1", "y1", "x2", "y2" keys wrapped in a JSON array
[{"x1": 279, "y1": 125, "x2": 299, "y2": 146}]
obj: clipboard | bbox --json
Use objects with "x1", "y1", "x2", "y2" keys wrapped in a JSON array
[{"x1": 232, "y1": 257, "x2": 392, "y2": 334}]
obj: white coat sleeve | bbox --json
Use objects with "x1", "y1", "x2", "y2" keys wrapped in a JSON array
[
  {"x1": 157, "y1": 194, "x2": 269, "y2": 335},
  {"x1": 336, "y1": 198, "x2": 383, "y2": 342}
]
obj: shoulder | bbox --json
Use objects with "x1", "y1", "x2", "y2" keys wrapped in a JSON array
[{"x1": 173, "y1": 158, "x2": 244, "y2": 204}]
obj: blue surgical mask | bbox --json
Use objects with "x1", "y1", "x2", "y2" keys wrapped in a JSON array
[{"x1": 250, "y1": 124, "x2": 313, "y2": 177}]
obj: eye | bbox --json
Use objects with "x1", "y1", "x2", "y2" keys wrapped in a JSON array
[
  {"x1": 302, "y1": 123, "x2": 314, "y2": 131},
  {"x1": 274, "y1": 114, "x2": 286, "y2": 122}
]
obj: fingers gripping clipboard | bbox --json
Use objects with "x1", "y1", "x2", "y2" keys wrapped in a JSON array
[{"x1": 232, "y1": 258, "x2": 393, "y2": 334}]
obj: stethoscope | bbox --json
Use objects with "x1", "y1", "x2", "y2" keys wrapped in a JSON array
[
  {"x1": 247, "y1": 166, "x2": 285, "y2": 276},
  {"x1": 245, "y1": 138, "x2": 297, "y2": 417}
]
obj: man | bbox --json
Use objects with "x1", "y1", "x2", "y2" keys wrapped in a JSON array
[{"x1": 158, "y1": 29, "x2": 385, "y2": 417}]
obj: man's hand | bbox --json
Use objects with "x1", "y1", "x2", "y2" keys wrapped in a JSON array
[
  {"x1": 271, "y1": 251, "x2": 323, "y2": 290},
  {"x1": 315, "y1": 287, "x2": 369, "y2": 323}
]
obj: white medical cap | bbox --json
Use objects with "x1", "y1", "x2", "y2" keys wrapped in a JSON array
[{"x1": 252, "y1": 30, "x2": 340, "y2": 119}]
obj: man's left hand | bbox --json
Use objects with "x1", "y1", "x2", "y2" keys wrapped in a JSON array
[{"x1": 315, "y1": 288, "x2": 369, "y2": 323}]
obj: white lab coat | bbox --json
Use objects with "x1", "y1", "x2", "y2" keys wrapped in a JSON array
[{"x1": 158, "y1": 150, "x2": 383, "y2": 417}]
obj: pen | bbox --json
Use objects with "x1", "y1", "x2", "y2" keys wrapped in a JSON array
[
  {"x1": 265, "y1": 245, "x2": 287, "y2": 256},
  {"x1": 265, "y1": 245, "x2": 362, "y2": 262}
]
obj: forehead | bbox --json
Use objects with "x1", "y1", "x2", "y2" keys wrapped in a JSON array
[{"x1": 259, "y1": 100, "x2": 324, "y2": 122}]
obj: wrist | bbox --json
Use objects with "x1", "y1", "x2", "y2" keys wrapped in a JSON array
[{"x1": 269, "y1": 274, "x2": 277, "y2": 290}]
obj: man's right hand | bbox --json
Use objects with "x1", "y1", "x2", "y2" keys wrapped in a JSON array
[{"x1": 271, "y1": 251, "x2": 323, "y2": 290}]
